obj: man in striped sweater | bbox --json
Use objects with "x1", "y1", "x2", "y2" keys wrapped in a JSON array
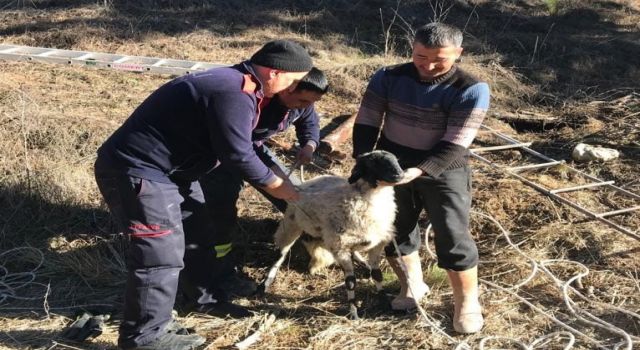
[{"x1": 353, "y1": 22, "x2": 489, "y2": 333}]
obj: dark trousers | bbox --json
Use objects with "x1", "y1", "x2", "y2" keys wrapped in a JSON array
[
  {"x1": 198, "y1": 146, "x2": 294, "y2": 279},
  {"x1": 386, "y1": 165, "x2": 479, "y2": 271},
  {"x1": 95, "y1": 159, "x2": 225, "y2": 348}
]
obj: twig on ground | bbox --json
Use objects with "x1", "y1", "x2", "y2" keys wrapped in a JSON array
[{"x1": 233, "y1": 312, "x2": 278, "y2": 350}]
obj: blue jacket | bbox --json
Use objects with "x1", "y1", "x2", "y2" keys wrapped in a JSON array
[
  {"x1": 251, "y1": 95, "x2": 319, "y2": 166},
  {"x1": 97, "y1": 62, "x2": 278, "y2": 187}
]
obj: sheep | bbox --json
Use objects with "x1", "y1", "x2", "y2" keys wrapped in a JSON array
[{"x1": 262, "y1": 150, "x2": 405, "y2": 319}]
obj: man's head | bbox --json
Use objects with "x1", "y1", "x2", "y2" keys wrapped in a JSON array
[
  {"x1": 278, "y1": 67, "x2": 329, "y2": 109},
  {"x1": 250, "y1": 40, "x2": 313, "y2": 97},
  {"x1": 412, "y1": 22, "x2": 463, "y2": 81}
]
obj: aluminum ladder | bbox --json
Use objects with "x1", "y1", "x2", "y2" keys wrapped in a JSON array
[
  {"x1": 470, "y1": 125, "x2": 640, "y2": 241},
  {"x1": 0, "y1": 43, "x2": 228, "y2": 75}
]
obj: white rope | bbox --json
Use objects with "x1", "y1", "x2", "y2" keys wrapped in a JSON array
[
  {"x1": 0, "y1": 247, "x2": 45, "y2": 304},
  {"x1": 415, "y1": 211, "x2": 639, "y2": 349},
  {"x1": 391, "y1": 238, "x2": 472, "y2": 350},
  {"x1": 0, "y1": 246, "x2": 114, "y2": 312}
]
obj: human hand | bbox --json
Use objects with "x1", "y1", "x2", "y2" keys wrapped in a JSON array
[
  {"x1": 295, "y1": 143, "x2": 315, "y2": 165},
  {"x1": 378, "y1": 167, "x2": 423, "y2": 186},
  {"x1": 262, "y1": 176, "x2": 300, "y2": 201}
]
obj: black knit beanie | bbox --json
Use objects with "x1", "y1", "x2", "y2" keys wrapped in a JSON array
[{"x1": 250, "y1": 40, "x2": 313, "y2": 72}]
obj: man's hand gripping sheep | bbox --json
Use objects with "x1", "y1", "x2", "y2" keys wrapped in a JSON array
[{"x1": 261, "y1": 150, "x2": 406, "y2": 320}]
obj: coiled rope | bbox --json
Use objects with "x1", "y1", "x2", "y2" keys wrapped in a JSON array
[
  {"x1": 395, "y1": 210, "x2": 639, "y2": 350},
  {"x1": 0, "y1": 246, "x2": 113, "y2": 313}
]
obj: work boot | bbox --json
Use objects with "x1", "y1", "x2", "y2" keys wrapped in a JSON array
[
  {"x1": 216, "y1": 270, "x2": 257, "y2": 298},
  {"x1": 122, "y1": 332, "x2": 205, "y2": 350},
  {"x1": 387, "y1": 251, "x2": 430, "y2": 311},
  {"x1": 165, "y1": 318, "x2": 196, "y2": 335},
  {"x1": 448, "y1": 266, "x2": 483, "y2": 334}
]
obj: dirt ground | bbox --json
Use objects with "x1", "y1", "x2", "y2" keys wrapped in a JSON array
[{"x1": 1, "y1": 1, "x2": 639, "y2": 349}]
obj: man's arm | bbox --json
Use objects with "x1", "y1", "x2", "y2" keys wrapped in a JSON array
[
  {"x1": 208, "y1": 91, "x2": 299, "y2": 200},
  {"x1": 208, "y1": 91, "x2": 275, "y2": 186},
  {"x1": 292, "y1": 105, "x2": 320, "y2": 149},
  {"x1": 292, "y1": 106, "x2": 320, "y2": 164},
  {"x1": 416, "y1": 82, "x2": 490, "y2": 177},
  {"x1": 353, "y1": 69, "x2": 388, "y2": 158}
]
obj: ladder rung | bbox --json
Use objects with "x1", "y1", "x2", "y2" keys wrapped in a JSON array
[
  {"x1": 0, "y1": 46, "x2": 21, "y2": 54},
  {"x1": 508, "y1": 161, "x2": 563, "y2": 172},
  {"x1": 151, "y1": 59, "x2": 167, "y2": 67},
  {"x1": 471, "y1": 142, "x2": 532, "y2": 153},
  {"x1": 75, "y1": 53, "x2": 94, "y2": 60},
  {"x1": 189, "y1": 62, "x2": 203, "y2": 70},
  {"x1": 550, "y1": 181, "x2": 615, "y2": 194},
  {"x1": 36, "y1": 50, "x2": 58, "y2": 57},
  {"x1": 597, "y1": 206, "x2": 640, "y2": 218},
  {"x1": 113, "y1": 56, "x2": 132, "y2": 64}
]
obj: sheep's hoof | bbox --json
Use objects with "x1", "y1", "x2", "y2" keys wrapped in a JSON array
[
  {"x1": 348, "y1": 305, "x2": 360, "y2": 321},
  {"x1": 348, "y1": 311, "x2": 360, "y2": 321}
]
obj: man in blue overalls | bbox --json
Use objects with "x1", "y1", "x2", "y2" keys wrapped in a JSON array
[
  {"x1": 95, "y1": 41, "x2": 313, "y2": 350},
  {"x1": 198, "y1": 68, "x2": 329, "y2": 300}
]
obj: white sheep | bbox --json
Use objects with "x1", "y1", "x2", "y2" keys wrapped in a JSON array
[{"x1": 262, "y1": 150, "x2": 404, "y2": 319}]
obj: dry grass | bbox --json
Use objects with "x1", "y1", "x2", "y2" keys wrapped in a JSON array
[{"x1": 1, "y1": 1, "x2": 639, "y2": 349}]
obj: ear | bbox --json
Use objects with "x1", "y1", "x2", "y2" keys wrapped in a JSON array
[
  {"x1": 269, "y1": 69, "x2": 280, "y2": 78},
  {"x1": 285, "y1": 84, "x2": 297, "y2": 94},
  {"x1": 359, "y1": 157, "x2": 379, "y2": 188},
  {"x1": 348, "y1": 167, "x2": 362, "y2": 184},
  {"x1": 363, "y1": 172, "x2": 378, "y2": 188},
  {"x1": 453, "y1": 47, "x2": 463, "y2": 61}
]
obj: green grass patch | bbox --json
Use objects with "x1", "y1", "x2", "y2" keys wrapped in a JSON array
[{"x1": 424, "y1": 264, "x2": 448, "y2": 289}]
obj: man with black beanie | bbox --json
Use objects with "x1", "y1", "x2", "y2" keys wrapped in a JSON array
[{"x1": 94, "y1": 40, "x2": 312, "y2": 350}]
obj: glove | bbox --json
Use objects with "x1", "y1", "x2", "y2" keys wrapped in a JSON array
[{"x1": 61, "y1": 312, "x2": 109, "y2": 342}]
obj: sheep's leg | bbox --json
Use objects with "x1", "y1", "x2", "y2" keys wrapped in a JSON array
[
  {"x1": 262, "y1": 218, "x2": 302, "y2": 292},
  {"x1": 366, "y1": 243, "x2": 390, "y2": 309},
  {"x1": 366, "y1": 243, "x2": 387, "y2": 293},
  {"x1": 302, "y1": 238, "x2": 335, "y2": 274},
  {"x1": 351, "y1": 251, "x2": 370, "y2": 270},
  {"x1": 334, "y1": 251, "x2": 359, "y2": 320}
]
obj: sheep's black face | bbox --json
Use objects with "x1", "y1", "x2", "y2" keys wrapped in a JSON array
[{"x1": 348, "y1": 150, "x2": 404, "y2": 187}]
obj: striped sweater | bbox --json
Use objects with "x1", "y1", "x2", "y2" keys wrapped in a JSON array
[{"x1": 353, "y1": 63, "x2": 490, "y2": 177}]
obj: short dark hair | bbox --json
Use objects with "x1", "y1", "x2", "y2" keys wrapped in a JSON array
[
  {"x1": 295, "y1": 67, "x2": 329, "y2": 94},
  {"x1": 414, "y1": 22, "x2": 463, "y2": 48}
]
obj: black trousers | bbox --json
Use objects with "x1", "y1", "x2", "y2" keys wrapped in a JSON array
[
  {"x1": 198, "y1": 145, "x2": 296, "y2": 279},
  {"x1": 95, "y1": 159, "x2": 228, "y2": 348},
  {"x1": 386, "y1": 165, "x2": 479, "y2": 271}
]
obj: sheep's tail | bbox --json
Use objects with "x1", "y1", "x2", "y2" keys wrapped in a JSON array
[{"x1": 302, "y1": 239, "x2": 335, "y2": 274}]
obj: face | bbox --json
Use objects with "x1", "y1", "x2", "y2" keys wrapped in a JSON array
[
  {"x1": 411, "y1": 42, "x2": 462, "y2": 80},
  {"x1": 263, "y1": 70, "x2": 309, "y2": 97},
  {"x1": 277, "y1": 88, "x2": 323, "y2": 109}
]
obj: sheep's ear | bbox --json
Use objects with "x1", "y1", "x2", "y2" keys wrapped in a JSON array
[
  {"x1": 364, "y1": 174, "x2": 378, "y2": 188},
  {"x1": 348, "y1": 167, "x2": 361, "y2": 184}
]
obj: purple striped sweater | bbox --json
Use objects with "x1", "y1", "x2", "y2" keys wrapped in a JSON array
[{"x1": 353, "y1": 63, "x2": 490, "y2": 177}]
